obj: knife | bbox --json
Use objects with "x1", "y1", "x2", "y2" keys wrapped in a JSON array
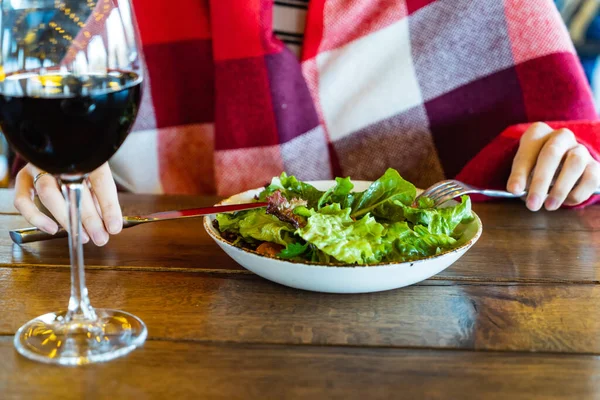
[{"x1": 9, "y1": 201, "x2": 268, "y2": 245}]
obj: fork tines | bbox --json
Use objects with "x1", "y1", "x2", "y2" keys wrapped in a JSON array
[{"x1": 419, "y1": 180, "x2": 469, "y2": 207}]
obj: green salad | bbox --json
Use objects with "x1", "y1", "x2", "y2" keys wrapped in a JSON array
[{"x1": 213, "y1": 168, "x2": 474, "y2": 265}]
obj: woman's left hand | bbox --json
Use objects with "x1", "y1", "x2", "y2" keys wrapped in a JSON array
[{"x1": 507, "y1": 122, "x2": 600, "y2": 211}]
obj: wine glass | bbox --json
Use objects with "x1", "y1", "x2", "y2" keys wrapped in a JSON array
[{"x1": 0, "y1": 0, "x2": 147, "y2": 365}]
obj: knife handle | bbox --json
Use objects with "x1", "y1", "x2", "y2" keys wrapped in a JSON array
[
  {"x1": 9, "y1": 219, "x2": 140, "y2": 245},
  {"x1": 9, "y1": 227, "x2": 69, "y2": 244}
]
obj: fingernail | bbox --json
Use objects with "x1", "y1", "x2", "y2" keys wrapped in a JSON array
[
  {"x1": 41, "y1": 224, "x2": 58, "y2": 235},
  {"x1": 82, "y1": 232, "x2": 90, "y2": 243},
  {"x1": 527, "y1": 194, "x2": 543, "y2": 211},
  {"x1": 509, "y1": 181, "x2": 524, "y2": 194},
  {"x1": 545, "y1": 197, "x2": 560, "y2": 211},
  {"x1": 92, "y1": 231, "x2": 108, "y2": 246},
  {"x1": 107, "y1": 218, "x2": 122, "y2": 235}
]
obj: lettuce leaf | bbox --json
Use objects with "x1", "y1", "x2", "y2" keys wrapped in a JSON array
[
  {"x1": 399, "y1": 195, "x2": 473, "y2": 236},
  {"x1": 296, "y1": 204, "x2": 387, "y2": 264},
  {"x1": 351, "y1": 168, "x2": 416, "y2": 221},
  {"x1": 295, "y1": 203, "x2": 462, "y2": 264},
  {"x1": 259, "y1": 172, "x2": 324, "y2": 209},
  {"x1": 383, "y1": 222, "x2": 458, "y2": 261},
  {"x1": 215, "y1": 211, "x2": 249, "y2": 232},
  {"x1": 278, "y1": 242, "x2": 332, "y2": 262},
  {"x1": 417, "y1": 196, "x2": 435, "y2": 209},
  {"x1": 279, "y1": 242, "x2": 309, "y2": 259},
  {"x1": 218, "y1": 209, "x2": 294, "y2": 246},
  {"x1": 317, "y1": 176, "x2": 354, "y2": 209}
]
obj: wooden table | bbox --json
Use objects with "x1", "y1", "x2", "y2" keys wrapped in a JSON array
[{"x1": 0, "y1": 188, "x2": 599, "y2": 399}]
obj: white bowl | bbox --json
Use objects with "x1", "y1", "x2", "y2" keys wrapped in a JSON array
[{"x1": 204, "y1": 181, "x2": 482, "y2": 294}]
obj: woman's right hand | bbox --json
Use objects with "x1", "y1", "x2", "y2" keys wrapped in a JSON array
[{"x1": 13, "y1": 162, "x2": 123, "y2": 246}]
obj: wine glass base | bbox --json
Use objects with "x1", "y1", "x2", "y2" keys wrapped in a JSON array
[{"x1": 13, "y1": 309, "x2": 147, "y2": 366}]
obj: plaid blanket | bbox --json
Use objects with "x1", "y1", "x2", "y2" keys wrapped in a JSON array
[{"x1": 73, "y1": 0, "x2": 600, "y2": 198}]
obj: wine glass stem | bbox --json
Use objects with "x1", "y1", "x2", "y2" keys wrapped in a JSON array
[{"x1": 60, "y1": 178, "x2": 97, "y2": 323}]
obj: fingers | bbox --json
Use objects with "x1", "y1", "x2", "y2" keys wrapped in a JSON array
[
  {"x1": 80, "y1": 183, "x2": 109, "y2": 246},
  {"x1": 78, "y1": 163, "x2": 121, "y2": 246},
  {"x1": 507, "y1": 122, "x2": 554, "y2": 194},
  {"x1": 33, "y1": 171, "x2": 91, "y2": 243},
  {"x1": 507, "y1": 124, "x2": 600, "y2": 211},
  {"x1": 12, "y1": 163, "x2": 121, "y2": 246},
  {"x1": 13, "y1": 166, "x2": 59, "y2": 234},
  {"x1": 527, "y1": 128, "x2": 578, "y2": 211},
  {"x1": 87, "y1": 163, "x2": 122, "y2": 235},
  {"x1": 34, "y1": 173, "x2": 69, "y2": 230},
  {"x1": 545, "y1": 145, "x2": 590, "y2": 210},
  {"x1": 564, "y1": 161, "x2": 600, "y2": 206}
]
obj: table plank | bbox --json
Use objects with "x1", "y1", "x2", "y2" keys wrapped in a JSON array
[
  {"x1": 2, "y1": 213, "x2": 599, "y2": 282},
  {"x1": 1, "y1": 337, "x2": 599, "y2": 400},
  {"x1": 472, "y1": 202, "x2": 600, "y2": 231},
  {"x1": 1, "y1": 214, "x2": 242, "y2": 271},
  {"x1": 2, "y1": 268, "x2": 600, "y2": 353}
]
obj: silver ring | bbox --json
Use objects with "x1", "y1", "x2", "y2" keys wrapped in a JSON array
[{"x1": 33, "y1": 171, "x2": 49, "y2": 187}]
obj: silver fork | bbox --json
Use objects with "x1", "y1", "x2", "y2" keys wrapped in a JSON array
[{"x1": 417, "y1": 180, "x2": 600, "y2": 208}]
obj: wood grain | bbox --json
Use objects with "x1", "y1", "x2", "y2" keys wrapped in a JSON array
[
  {"x1": 1, "y1": 214, "x2": 241, "y2": 271},
  {"x1": 2, "y1": 268, "x2": 600, "y2": 353},
  {"x1": 1, "y1": 337, "x2": 599, "y2": 400},
  {"x1": 473, "y1": 202, "x2": 600, "y2": 231}
]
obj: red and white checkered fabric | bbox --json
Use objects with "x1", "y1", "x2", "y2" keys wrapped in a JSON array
[{"x1": 105, "y1": 0, "x2": 599, "y2": 203}]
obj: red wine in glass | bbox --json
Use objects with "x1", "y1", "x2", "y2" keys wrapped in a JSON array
[{"x1": 0, "y1": 71, "x2": 142, "y2": 175}]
